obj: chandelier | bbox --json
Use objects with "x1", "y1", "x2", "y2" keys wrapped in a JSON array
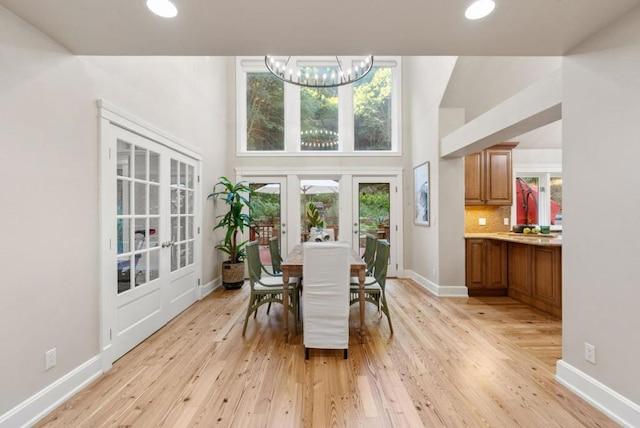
[{"x1": 264, "y1": 56, "x2": 374, "y2": 88}]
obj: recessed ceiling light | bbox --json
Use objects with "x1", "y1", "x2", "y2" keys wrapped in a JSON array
[
  {"x1": 465, "y1": 0, "x2": 495, "y2": 20},
  {"x1": 146, "y1": 0, "x2": 178, "y2": 18}
]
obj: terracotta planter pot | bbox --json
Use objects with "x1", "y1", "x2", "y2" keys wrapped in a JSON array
[{"x1": 222, "y1": 261, "x2": 245, "y2": 289}]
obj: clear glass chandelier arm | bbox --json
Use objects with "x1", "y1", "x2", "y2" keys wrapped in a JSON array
[{"x1": 264, "y1": 55, "x2": 374, "y2": 89}]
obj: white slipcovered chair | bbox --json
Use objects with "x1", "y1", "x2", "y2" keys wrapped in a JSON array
[{"x1": 302, "y1": 241, "x2": 351, "y2": 359}]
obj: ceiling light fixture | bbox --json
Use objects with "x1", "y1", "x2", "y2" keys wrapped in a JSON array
[
  {"x1": 465, "y1": 0, "x2": 495, "y2": 20},
  {"x1": 146, "y1": 0, "x2": 178, "y2": 18},
  {"x1": 265, "y1": 56, "x2": 374, "y2": 88}
]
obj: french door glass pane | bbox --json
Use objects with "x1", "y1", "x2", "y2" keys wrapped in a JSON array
[
  {"x1": 117, "y1": 144, "x2": 162, "y2": 292},
  {"x1": 135, "y1": 182, "x2": 147, "y2": 215},
  {"x1": 300, "y1": 86, "x2": 339, "y2": 151},
  {"x1": 149, "y1": 184, "x2": 159, "y2": 215},
  {"x1": 300, "y1": 179, "x2": 339, "y2": 242},
  {"x1": 249, "y1": 182, "x2": 282, "y2": 266},
  {"x1": 134, "y1": 146, "x2": 147, "y2": 180},
  {"x1": 357, "y1": 183, "x2": 390, "y2": 254},
  {"x1": 247, "y1": 73, "x2": 284, "y2": 151},
  {"x1": 117, "y1": 140, "x2": 131, "y2": 177},
  {"x1": 170, "y1": 158, "x2": 195, "y2": 272},
  {"x1": 354, "y1": 67, "x2": 392, "y2": 151},
  {"x1": 149, "y1": 151, "x2": 160, "y2": 183}
]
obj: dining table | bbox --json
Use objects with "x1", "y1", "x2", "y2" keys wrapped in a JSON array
[{"x1": 280, "y1": 244, "x2": 367, "y2": 343}]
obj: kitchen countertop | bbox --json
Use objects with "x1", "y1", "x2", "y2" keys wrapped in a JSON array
[{"x1": 465, "y1": 232, "x2": 562, "y2": 247}]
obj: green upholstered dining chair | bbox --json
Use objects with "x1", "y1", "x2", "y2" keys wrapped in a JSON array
[
  {"x1": 243, "y1": 240, "x2": 299, "y2": 336},
  {"x1": 349, "y1": 239, "x2": 393, "y2": 334}
]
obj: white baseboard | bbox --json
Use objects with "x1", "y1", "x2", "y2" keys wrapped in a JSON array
[
  {"x1": 403, "y1": 270, "x2": 469, "y2": 297},
  {"x1": 0, "y1": 356, "x2": 103, "y2": 428},
  {"x1": 556, "y1": 360, "x2": 640, "y2": 427},
  {"x1": 199, "y1": 276, "x2": 222, "y2": 299}
]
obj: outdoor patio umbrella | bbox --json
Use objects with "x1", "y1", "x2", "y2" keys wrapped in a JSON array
[{"x1": 254, "y1": 180, "x2": 339, "y2": 195}]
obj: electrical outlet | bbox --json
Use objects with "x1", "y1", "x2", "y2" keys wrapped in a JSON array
[
  {"x1": 45, "y1": 348, "x2": 56, "y2": 371},
  {"x1": 584, "y1": 343, "x2": 596, "y2": 364},
  {"x1": 478, "y1": 218, "x2": 487, "y2": 226},
  {"x1": 432, "y1": 267, "x2": 436, "y2": 277},
  {"x1": 504, "y1": 218, "x2": 509, "y2": 225}
]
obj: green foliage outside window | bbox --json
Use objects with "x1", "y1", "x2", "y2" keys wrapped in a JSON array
[
  {"x1": 354, "y1": 68, "x2": 392, "y2": 150},
  {"x1": 247, "y1": 73, "x2": 284, "y2": 151}
]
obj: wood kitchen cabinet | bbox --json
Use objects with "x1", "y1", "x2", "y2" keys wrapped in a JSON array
[
  {"x1": 507, "y1": 242, "x2": 562, "y2": 318},
  {"x1": 465, "y1": 144, "x2": 516, "y2": 206},
  {"x1": 465, "y1": 238, "x2": 508, "y2": 296}
]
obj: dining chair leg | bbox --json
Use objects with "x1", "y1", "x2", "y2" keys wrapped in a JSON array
[
  {"x1": 343, "y1": 349, "x2": 348, "y2": 359},
  {"x1": 305, "y1": 348, "x2": 310, "y2": 360},
  {"x1": 242, "y1": 295, "x2": 256, "y2": 336}
]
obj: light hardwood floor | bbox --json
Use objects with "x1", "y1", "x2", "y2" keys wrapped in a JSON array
[{"x1": 37, "y1": 279, "x2": 616, "y2": 427}]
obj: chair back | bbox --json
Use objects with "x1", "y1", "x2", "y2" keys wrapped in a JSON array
[
  {"x1": 363, "y1": 234, "x2": 377, "y2": 274},
  {"x1": 373, "y1": 239, "x2": 390, "y2": 288},
  {"x1": 302, "y1": 241, "x2": 351, "y2": 350},
  {"x1": 268, "y1": 237, "x2": 282, "y2": 274},
  {"x1": 246, "y1": 241, "x2": 262, "y2": 286}
]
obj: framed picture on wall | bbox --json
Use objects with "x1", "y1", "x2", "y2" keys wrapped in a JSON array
[{"x1": 414, "y1": 161, "x2": 430, "y2": 226}]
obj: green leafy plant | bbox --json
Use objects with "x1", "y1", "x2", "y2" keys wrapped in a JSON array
[
  {"x1": 306, "y1": 202, "x2": 324, "y2": 229},
  {"x1": 208, "y1": 177, "x2": 255, "y2": 263}
]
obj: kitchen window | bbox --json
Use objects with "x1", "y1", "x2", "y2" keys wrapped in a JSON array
[{"x1": 513, "y1": 173, "x2": 562, "y2": 230}]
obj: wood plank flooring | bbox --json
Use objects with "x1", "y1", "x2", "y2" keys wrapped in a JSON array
[{"x1": 36, "y1": 279, "x2": 616, "y2": 427}]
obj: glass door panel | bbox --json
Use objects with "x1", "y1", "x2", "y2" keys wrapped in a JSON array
[
  {"x1": 355, "y1": 182, "x2": 390, "y2": 256},
  {"x1": 170, "y1": 159, "x2": 196, "y2": 272},
  {"x1": 250, "y1": 179, "x2": 285, "y2": 267},
  {"x1": 116, "y1": 142, "x2": 161, "y2": 293},
  {"x1": 300, "y1": 179, "x2": 340, "y2": 242},
  {"x1": 352, "y1": 176, "x2": 397, "y2": 277}
]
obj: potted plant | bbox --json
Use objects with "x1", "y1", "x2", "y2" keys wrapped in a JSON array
[
  {"x1": 208, "y1": 176, "x2": 255, "y2": 289},
  {"x1": 306, "y1": 202, "x2": 324, "y2": 231}
]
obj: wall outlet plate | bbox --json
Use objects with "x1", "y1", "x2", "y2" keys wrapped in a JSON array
[
  {"x1": 45, "y1": 348, "x2": 56, "y2": 371},
  {"x1": 584, "y1": 343, "x2": 596, "y2": 364},
  {"x1": 479, "y1": 218, "x2": 487, "y2": 225}
]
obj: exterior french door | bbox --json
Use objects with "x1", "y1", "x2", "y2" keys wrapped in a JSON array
[
  {"x1": 244, "y1": 177, "x2": 290, "y2": 262},
  {"x1": 101, "y1": 120, "x2": 200, "y2": 365},
  {"x1": 352, "y1": 176, "x2": 398, "y2": 277}
]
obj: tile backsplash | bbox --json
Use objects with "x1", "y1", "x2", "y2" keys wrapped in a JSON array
[{"x1": 465, "y1": 206, "x2": 512, "y2": 233}]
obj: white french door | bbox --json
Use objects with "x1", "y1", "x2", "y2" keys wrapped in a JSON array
[
  {"x1": 100, "y1": 114, "x2": 200, "y2": 366},
  {"x1": 243, "y1": 176, "x2": 291, "y2": 259},
  {"x1": 352, "y1": 176, "x2": 399, "y2": 277}
]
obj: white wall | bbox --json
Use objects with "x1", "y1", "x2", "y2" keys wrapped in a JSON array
[
  {"x1": 562, "y1": 5, "x2": 640, "y2": 406},
  {"x1": 0, "y1": 6, "x2": 231, "y2": 416},
  {"x1": 402, "y1": 57, "x2": 458, "y2": 285}
]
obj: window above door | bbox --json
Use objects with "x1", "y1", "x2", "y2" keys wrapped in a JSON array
[{"x1": 236, "y1": 57, "x2": 402, "y2": 156}]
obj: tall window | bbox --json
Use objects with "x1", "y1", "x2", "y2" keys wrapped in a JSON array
[
  {"x1": 237, "y1": 57, "x2": 401, "y2": 154},
  {"x1": 246, "y1": 73, "x2": 284, "y2": 151},
  {"x1": 300, "y1": 87, "x2": 338, "y2": 151},
  {"x1": 354, "y1": 67, "x2": 392, "y2": 151}
]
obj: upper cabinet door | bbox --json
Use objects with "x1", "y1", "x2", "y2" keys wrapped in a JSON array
[
  {"x1": 464, "y1": 152, "x2": 484, "y2": 205},
  {"x1": 484, "y1": 147, "x2": 513, "y2": 205},
  {"x1": 465, "y1": 144, "x2": 516, "y2": 206}
]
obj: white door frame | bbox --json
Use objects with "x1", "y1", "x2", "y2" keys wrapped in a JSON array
[
  {"x1": 235, "y1": 166, "x2": 403, "y2": 275},
  {"x1": 98, "y1": 101, "x2": 202, "y2": 371}
]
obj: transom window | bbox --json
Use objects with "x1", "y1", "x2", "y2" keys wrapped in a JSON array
[{"x1": 237, "y1": 57, "x2": 401, "y2": 155}]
